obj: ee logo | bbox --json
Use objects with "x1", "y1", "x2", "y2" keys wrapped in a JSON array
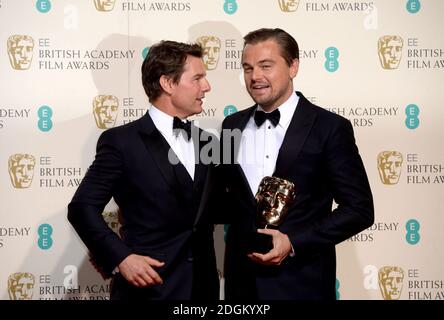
[
  {"x1": 405, "y1": 104, "x2": 419, "y2": 129},
  {"x1": 406, "y1": 219, "x2": 420, "y2": 245},
  {"x1": 223, "y1": 0, "x2": 238, "y2": 14},
  {"x1": 224, "y1": 105, "x2": 238, "y2": 117},
  {"x1": 38, "y1": 106, "x2": 53, "y2": 132},
  {"x1": 324, "y1": 47, "x2": 339, "y2": 72},
  {"x1": 406, "y1": 0, "x2": 421, "y2": 14},
  {"x1": 36, "y1": 0, "x2": 51, "y2": 13},
  {"x1": 38, "y1": 223, "x2": 53, "y2": 250}
]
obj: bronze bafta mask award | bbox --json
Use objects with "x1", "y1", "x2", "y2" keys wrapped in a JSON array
[{"x1": 250, "y1": 176, "x2": 296, "y2": 253}]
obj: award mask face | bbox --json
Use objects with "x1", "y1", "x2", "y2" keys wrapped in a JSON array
[
  {"x1": 255, "y1": 176, "x2": 296, "y2": 228},
  {"x1": 378, "y1": 266, "x2": 404, "y2": 300},
  {"x1": 8, "y1": 154, "x2": 35, "y2": 189},
  {"x1": 377, "y1": 151, "x2": 403, "y2": 185},
  {"x1": 93, "y1": 95, "x2": 119, "y2": 129},
  {"x1": 8, "y1": 273, "x2": 35, "y2": 300},
  {"x1": 378, "y1": 35, "x2": 403, "y2": 70},
  {"x1": 7, "y1": 35, "x2": 34, "y2": 70}
]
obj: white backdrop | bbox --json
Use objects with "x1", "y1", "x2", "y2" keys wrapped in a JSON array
[{"x1": 1, "y1": 0, "x2": 443, "y2": 300}]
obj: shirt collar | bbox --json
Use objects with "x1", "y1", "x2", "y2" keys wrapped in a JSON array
[{"x1": 148, "y1": 104, "x2": 174, "y2": 137}]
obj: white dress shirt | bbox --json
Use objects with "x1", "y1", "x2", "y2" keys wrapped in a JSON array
[
  {"x1": 148, "y1": 104, "x2": 195, "y2": 179},
  {"x1": 238, "y1": 92, "x2": 299, "y2": 195}
]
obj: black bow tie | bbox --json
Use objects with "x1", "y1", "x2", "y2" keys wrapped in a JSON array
[
  {"x1": 173, "y1": 116, "x2": 192, "y2": 140},
  {"x1": 254, "y1": 109, "x2": 280, "y2": 127}
]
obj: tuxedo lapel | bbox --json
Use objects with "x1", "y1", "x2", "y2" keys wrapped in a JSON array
[
  {"x1": 229, "y1": 108, "x2": 254, "y2": 162},
  {"x1": 274, "y1": 92, "x2": 317, "y2": 179},
  {"x1": 192, "y1": 126, "x2": 206, "y2": 191},
  {"x1": 224, "y1": 107, "x2": 257, "y2": 207},
  {"x1": 137, "y1": 113, "x2": 191, "y2": 212},
  {"x1": 191, "y1": 127, "x2": 211, "y2": 225},
  {"x1": 138, "y1": 113, "x2": 177, "y2": 190}
]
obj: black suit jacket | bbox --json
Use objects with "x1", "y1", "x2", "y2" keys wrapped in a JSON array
[
  {"x1": 218, "y1": 92, "x2": 374, "y2": 300},
  {"x1": 68, "y1": 112, "x2": 219, "y2": 300}
]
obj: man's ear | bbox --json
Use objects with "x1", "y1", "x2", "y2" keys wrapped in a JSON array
[
  {"x1": 159, "y1": 75, "x2": 174, "y2": 95},
  {"x1": 290, "y1": 58, "x2": 299, "y2": 79}
]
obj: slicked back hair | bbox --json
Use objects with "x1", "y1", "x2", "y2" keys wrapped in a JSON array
[
  {"x1": 243, "y1": 28, "x2": 299, "y2": 66},
  {"x1": 141, "y1": 40, "x2": 203, "y2": 102}
]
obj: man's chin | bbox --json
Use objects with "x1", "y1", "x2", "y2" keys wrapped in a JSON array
[
  {"x1": 194, "y1": 106, "x2": 204, "y2": 115},
  {"x1": 251, "y1": 96, "x2": 265, "y2": 105}
]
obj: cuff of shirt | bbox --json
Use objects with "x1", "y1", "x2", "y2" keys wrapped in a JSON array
[
  {"x1": 289, "y1": 244, "x2": 295, "y2": 258},
  {"x1": 112, "y1": 267, "x2": 120, "y2": 275}
]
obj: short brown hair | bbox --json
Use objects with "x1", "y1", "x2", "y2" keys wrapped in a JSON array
[
  {"x1": 243, "y1": 28, "x2": 299, "y2": 65},
  {"x1": 141, "y1": 40, "x2": 203, "y2": 102}
]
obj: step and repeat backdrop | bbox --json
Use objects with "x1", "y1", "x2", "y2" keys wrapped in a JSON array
[{"x1": 1, "y1": 0, "x2": 443, "y2": 300}]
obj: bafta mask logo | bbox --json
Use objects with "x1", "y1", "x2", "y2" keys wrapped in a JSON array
[
  {"x1": 93, "y1": 0, "x2": 116, "y2": 11},
  {"x1": 378, "y1": 266, "x2": 404, "y2": 300},
  {"x1": 7, "y1": 35, "x2": 34, "y2": 70},
  {"x1": 8, "y1": 272, "x2": 35, "y2": 300},
  {"x1": 8, "y1": 154, "x2": 35, "y2": 189},
  {"x1": 255, "y1": 176, "x2": 296, "y2": 228},
  {"x1": 278, "y1": 0, "x2": 300, "y2": 12},
  {"x1": 378, "y1": 35, "x2": 403, "y2": 70},
  {"x1": 377, "y1": 151, "x2": 403, "y2": 185},
  {"x1": 196, "y1": 36, "x2": 221, "y2": 71},
  {"x1": 93, "y1": 95, "x2": 119, "y2": 129},
  {"x1": 102, "y1": 210, "x2": 121, "y2": 235}
]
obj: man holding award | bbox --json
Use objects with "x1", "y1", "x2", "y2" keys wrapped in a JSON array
[{"x1": 218, "y1": 28, "x2": 374, "y2": 300}]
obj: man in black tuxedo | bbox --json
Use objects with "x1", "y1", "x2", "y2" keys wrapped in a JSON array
[
  {"x1": 219, "y1": 28, "x2": 374, "y2": 300},
  {"x1": 68, "y1": 40, "x2": 219, "y2": 300}
]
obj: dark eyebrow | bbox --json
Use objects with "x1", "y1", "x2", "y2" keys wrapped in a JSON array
[
  {"x1": 242, "y1": 59, "x2": 275, "y2": 68},
  {"x1": 193, "y1": 72, "x2": 206, "y2": 78},
  {"x1": 257, "y1": 59, "x2": 275, "y2": 64}
]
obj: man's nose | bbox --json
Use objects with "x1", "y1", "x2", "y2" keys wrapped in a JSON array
[
  {"x1": 389, "y1": 47, "x2": 397, "y2": 58},
  {"x1": 269, "y1": 194, "x2": 277, "y2": 207},
  {"x1": 19, "y1": 47, "x2": 27, "y2": 58},
  {"x1": 251, "y1": 67, "x2": 263, "y2": 80},
  {"x1": 202, "y1": 78, "x2": 211, "y2": 92}
]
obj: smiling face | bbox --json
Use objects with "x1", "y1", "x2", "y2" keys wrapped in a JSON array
[
  {"x1": 169, "y1": 55, "x2": 211, "y2": 118},
  {"x1": 242, "y1": 39, "x2": 298, "y2": 112}
]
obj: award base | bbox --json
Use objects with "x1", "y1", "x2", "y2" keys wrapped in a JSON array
[{"x1": 246, "y1": 232, "x2": 273, "y2": 254}]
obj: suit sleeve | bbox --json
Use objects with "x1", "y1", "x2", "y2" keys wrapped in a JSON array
[
  {"x1": 287, "y1": 118, "x2": 374, "y2": 254},
  {"x1": 67, "y1": 130, "x2": 131, "y2": 276}
]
